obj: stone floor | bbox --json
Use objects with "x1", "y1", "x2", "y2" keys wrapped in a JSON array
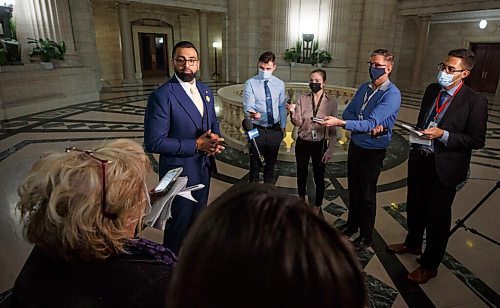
[{"x1": 0, "y1": 81, "x2": 499, "y2": 307}]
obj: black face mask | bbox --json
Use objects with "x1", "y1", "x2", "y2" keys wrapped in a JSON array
[{"x1": 309, "y1": 82, "x2": 322, "y2": 93}]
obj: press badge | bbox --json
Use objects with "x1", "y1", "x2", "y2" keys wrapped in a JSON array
[
  {"x1": 427, "y1": 121, "x2": 438, "y2": 129},
  {"x1": 312, "y1": 129, "x2": 318, "y2": 141}
]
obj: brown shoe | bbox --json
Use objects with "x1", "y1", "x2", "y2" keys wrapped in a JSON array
[
  {"x1": 407, "y1": 266, "x2": 438, "y2": 284},
  {"x1": 386, "y1": 243, "x2": 422, "y2": 255}
]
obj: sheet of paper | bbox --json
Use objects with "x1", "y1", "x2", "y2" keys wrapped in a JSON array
[
  {"x1": 409, "y1": 134, "x2": 431, "y2": 146},
  {"x1": 178, "y1": 191, "x2": 197, "y2": 202}
]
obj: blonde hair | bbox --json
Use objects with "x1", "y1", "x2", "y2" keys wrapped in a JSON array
[{"x1": 17, "y1": 139, "x2": 152, "y2": 261}]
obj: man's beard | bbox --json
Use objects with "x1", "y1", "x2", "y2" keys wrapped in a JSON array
[{"x1": 176, "y1": 69, "x2": 197, "y2": 82}]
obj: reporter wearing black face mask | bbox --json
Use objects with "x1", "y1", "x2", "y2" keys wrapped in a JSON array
[{"x1": 287, "y1": 69, "x2": 337, "y2": 215}]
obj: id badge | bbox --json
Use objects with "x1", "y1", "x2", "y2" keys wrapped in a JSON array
[
  {"x1": 427, "y1": 121, "x2": 438, "y2": 129},
  {"x1": 311, "y1": 129, "x2": 318, "y2": 141}
]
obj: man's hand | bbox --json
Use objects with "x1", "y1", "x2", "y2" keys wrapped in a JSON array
[
  {"x1": 249, "y1": 111, "x2": 261, "y2": 120},
  {"x1": 196, "y1": 130, "x2": 224, "y2": 154},
  {"x1": 320, "y1": 116, "x2": 345, "y2": 127},
  {"x1": 421, "y1": 127, "x2": 444, "y2": 140},
  {"x1": 370, "y1": 125, "x2": 384, "y2": 136}
]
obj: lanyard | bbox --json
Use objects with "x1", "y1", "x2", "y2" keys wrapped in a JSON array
[
  {"x1": 311, "y1": 93, "x2": 324, "y2": 118},
  {"x1": 359, "y1": 86, "x2": 379, "y2": 120},
  {"x1": 433, "y1": 82, "x2": 463, "y2": 121}
]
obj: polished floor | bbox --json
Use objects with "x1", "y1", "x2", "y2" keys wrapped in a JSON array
[{"x1": 0, "y1": 81, "x2": 499, "y2": 307}]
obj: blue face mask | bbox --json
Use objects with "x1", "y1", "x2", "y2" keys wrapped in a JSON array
[
  {"x1": 437, "y1": 70, "x2": 457, "y2": 87},
  {"x1": 369, "y1": 66, "x2": 386, "y2": 81},
  {"x1": 259, "y1": 69, "x2": 272, "y2": 79}
]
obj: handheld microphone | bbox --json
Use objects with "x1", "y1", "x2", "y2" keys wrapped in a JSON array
[{"x1": 242, "y1": 118, "x2": 265, "y2": 166}]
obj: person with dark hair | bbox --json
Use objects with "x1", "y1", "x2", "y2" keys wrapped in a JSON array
[
  {"x1": 168, "y1": 184, "x2": 366, "y2": 308},
  {"x1": 320, "y1": 49, "x2": 401, "y2": 250},
  {"x1": 387, "y1": 49, "x2": 488, "y2": 283},
  {"x1": 144, "y1": 40, "x2": 224, "y2": 254},
  {"x1": 287, "y1": 69, "x2": 337, "y2": 213},
  {"x1": 10, "y1": 139, "x2": 176, "y2": 307},
  {"x1": 243, "y1": 51, "x2": 287, "y2": 183}
]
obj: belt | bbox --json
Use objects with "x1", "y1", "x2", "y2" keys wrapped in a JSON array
[{"x1": 254, "y1": 122, "x2": 281, "y2": 131}]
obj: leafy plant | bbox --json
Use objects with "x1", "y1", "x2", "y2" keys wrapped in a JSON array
[
  {"x1": 284, "y1": 41, "x2": 302, "y2": 63},
  {"x1": 0, "y1": 48, "x2": 7, "y2": 66},
  {"x1": 310, "y1": 40, "x2": 332, "y2": 66},
  {"x1": 27, "y1": 38, "x2": 66, "y2": 62},
  {"x1": 9, "y1": 19, "x2": 17, "y2": 40}
]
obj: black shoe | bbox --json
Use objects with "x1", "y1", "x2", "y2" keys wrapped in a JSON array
[
  {"x1": 352, "y1": 236, "x2": 373, "y2": 250},
  {"x1": 339, "y1": 226, "x2": 357, "y2": 238}
]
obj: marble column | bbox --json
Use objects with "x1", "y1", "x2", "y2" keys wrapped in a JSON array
[
  {"x1": 328, "y1": 0, "x2": 350, "y2": 67},
  {"x1": 271, "y1": 0, "x2": 290, "y2": 62},
  {"x1": 410, "y1": 15, "x2": 431, "y2": 89},
  {"x1": 117, "y1": 1, "x2": 137, "y2": 85},
  {"x1": 199, "y1": 11, "x2": 210, "y2": 81}
]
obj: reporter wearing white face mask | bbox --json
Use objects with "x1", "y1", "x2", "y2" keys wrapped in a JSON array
[{"x1": 243, "y1": 51, "x2": 288, "y2": 184}]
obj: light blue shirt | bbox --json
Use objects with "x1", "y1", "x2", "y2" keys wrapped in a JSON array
[{"x1": 243, "y1": 74, "x2": 287, "y2": 129}]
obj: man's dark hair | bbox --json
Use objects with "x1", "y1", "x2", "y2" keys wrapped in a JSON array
[
  {"x1": 168, "y1": 183, "x2": 366, "y2": 308},
  {"x1": 258, "y1": 51, "x2": 276, "y2": 64},
  {"x1": 311, "y1": 69, "x2": 327, "y2": 81},
  {"x1": 172, "y1": 41, "x2": 199, "y2": 59},
  {"x1": 448, "y1": 49, "x2": 475, "y2": 70},
  {"x1": 371, "y1": 48, "x2": 394, "y2": 65}
]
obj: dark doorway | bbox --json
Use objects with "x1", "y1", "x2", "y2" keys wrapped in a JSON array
[
  {"x1": 139, "y1": 33, "x2": 169, "y2": 78},
  {"x1": 466, "y1": 43, "x2": 500, "y2": 93}
]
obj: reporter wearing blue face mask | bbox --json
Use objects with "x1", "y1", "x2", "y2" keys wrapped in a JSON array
[
  {"x1": 320, "y1": 49, "x2": 401, "y2": 251},
  {"x1": 243, "y1": 51, "x2": 287, "y2": 184},
  {"x1": 386, "y1": 49, "x2": 488, "y2": 284}
]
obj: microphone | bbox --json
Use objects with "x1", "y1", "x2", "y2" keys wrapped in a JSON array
[{"x1": 242, "y1": 118, "x2": 265, "y2": 166}]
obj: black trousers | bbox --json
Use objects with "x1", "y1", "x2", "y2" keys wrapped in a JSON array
[
  {"x1": 346, "y1": 142, "x2": 386, "y2": 241},
  {"x1": 404, "y1": 149, "x2": 457, "y2": 270},
  {"x1": 249, "y1": 125, "x2": 283, "y2": 183},
  {"x1": 295, "y1": 137, "x2": 327, "y2": 206}
]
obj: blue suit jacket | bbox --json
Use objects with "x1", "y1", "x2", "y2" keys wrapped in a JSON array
[{"x1": 144, "y1": 77, "x2": 221, "y2": 181}]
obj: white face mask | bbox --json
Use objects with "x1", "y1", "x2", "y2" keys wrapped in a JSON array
[
  {"x1": 437, "y1": 70, "x2": 458, "y2": 87},
  {"x1": 258, "y1": 69, "x2": 272, "y2": 79}
]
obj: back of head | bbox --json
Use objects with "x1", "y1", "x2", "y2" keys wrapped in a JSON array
[
  {"x1": 448, "y1": 48, "x2": 475, "y2": 70},
  {"x1": 17, "y1": 138, "x2": 152, "y2": 261},
  {"x1": 169, "y1": 184, "x2": 366, "y2": 308}
]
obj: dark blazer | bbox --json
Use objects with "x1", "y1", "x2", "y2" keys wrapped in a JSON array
[
  {"x1": 144, "y1": 77, "x2": 220, "y2": 180},
  {"x1": 416, "y1": 83, "x2": 488, "y2": 189}
]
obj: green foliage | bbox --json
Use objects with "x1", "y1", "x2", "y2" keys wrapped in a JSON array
[
  {"x1": 284, "y1": 41, "x2": 302, "y2": 63},
  {"x1": 310, "y1": 40, "x2": 332, "y2": 66},
  {"x1": 9, "y1": 19, "x2": 16, "y2": 40},
  {"x1": 0, "y1": 38, "x2": 20, "y2": 65},
  {"x1": 28, "y1": 38, "x2": 66, "y2": 62},
  {"x1": 0, "y1": 48, "x2": 7, "y2": 66}
]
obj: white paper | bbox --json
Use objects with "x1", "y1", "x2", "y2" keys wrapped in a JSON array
[
  {"x1": 178, "y1": 191, "x2": 197, "y2": 202},
  {"x1": 401, "y1": 124, "x2": 424, "y2": 136},
  {"x1": 409, "y1": 134, "x2": 431, "y2": 146}
]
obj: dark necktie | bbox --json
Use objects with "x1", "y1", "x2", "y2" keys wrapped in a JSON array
[
  {"x1": 424, "y1": 90, "x2": 449, "y2": 128},
  {"x1": 264, "y1": 80, "x2": 274, "y2": 126}
]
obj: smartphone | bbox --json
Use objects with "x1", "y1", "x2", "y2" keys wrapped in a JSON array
[
  {"x1": 312, "y1": 117, "x2": 324, "y2": 123},
  {"x1": 154, "y1": 167, "x2": 183, "y2": 193},
  {"x1": 401, "y1": 124, "x2": 424, "y2": 136}
]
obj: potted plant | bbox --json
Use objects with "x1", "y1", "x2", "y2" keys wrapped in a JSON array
[
  {"x1": 311, "y1": 48, "x2": 332, "y2": 67},
  {"x1": 27, "y1": 38, "x2": 66, "y2": 69},
  {"x1": 283, "y1": 41, "x2": 302, "y2": 66}
]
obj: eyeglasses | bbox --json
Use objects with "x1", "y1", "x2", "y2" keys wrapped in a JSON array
[
  {"x1": 367, "y1": 62, "x2": 387, "y2": 68},
  {"x1": 174, "y1": 57, "x2": 199, "y2": 66},
  {"x1": 65, "y1": 147, "x2": 117, "y2": 220},
  {"x1": 437, "y1": 63, "x2": 467, "y2": 74}
]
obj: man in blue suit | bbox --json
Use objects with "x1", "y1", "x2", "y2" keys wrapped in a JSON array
[{"x1": 144, "y1": 41, "x2": 224, "y2": 254}]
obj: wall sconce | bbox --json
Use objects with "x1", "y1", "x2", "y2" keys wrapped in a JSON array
[
  {"x1": 479, "y1": 19, "x2": 487, "y2": 29},
  {"x1": 212, "y1": 41, "x2": 221, "y2": 80}
]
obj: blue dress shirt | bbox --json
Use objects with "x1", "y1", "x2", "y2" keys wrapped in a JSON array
[
  {"x1": 343, "y1": 79, "x2": 401, "y2": 149},
  {"x1": 243, "y1": 74, "x2": 287, "y2": 129}
]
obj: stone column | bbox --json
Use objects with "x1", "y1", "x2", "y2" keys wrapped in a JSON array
[
  {"x1": 328, "y1": 0, "x2": 350, "y2": 67},
  {"x1": 410, "y1": 15, "x2": 431, "y2": 89},
  {"x1": 117, "y1": 1, "x2": 137, "y2": 85},
  {"x1": 271, "y1": 0, "x2": 290, "y2": 63},
  {"x1": 199, "y1": 11, "x2": 210, "y2": 81}
]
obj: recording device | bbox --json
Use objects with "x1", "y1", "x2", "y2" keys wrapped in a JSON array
[
  {"x1": 242, "y1": 118, "x2": 265, "y2": 166},
  {"x1": 371, "y1": 128, "x2": 389, "y2": 138},
  {"x1": 311, "y1": 117, "x2": 324, "y2": 123},
  {"x1": 154, "y1": 167, "x2": 183, "y2": 193}
]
